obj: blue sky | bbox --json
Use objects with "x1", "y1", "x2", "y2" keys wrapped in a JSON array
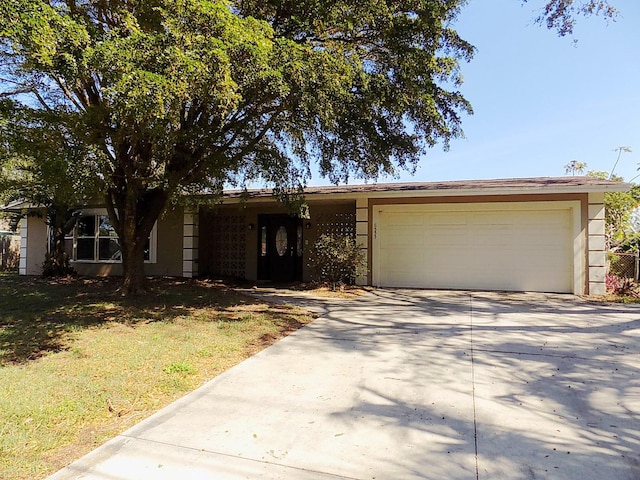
[{"x1": 314, "y1": 0, "x2": 640, "y2": 185}]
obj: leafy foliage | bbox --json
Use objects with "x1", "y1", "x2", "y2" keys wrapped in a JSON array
[
  {"x1": 614, "y1": 232, "x2": 640, "y2": 253},
  {"x1": 564, "y1": 160, "x2": 587, "y2": 176},
  {"x1": 524, "y1": 0, "x2": 618, "y2": 37},
  {"x1": 605, "y1": 274, "x2": 637, "y2": 297},
  {"x1": 587, "y1": 170, "x2": 640, "y2": 246},
  {"x1": 0, "y1": 0, "x2": 474, "y2": 293},
  {"x1": 0, "y1": 234, "x2": 19, "y2": 272},
  {"x1": 308, "y1": 234, "x2": 366, "y2": 289},
  {"x1": 0, "y1": 99, "x2": 101, "y2": 276}
]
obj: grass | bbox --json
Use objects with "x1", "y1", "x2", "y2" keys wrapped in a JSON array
[
  {"x1": 589, "y1": 293, "x2": 640, "y2": 303},
  {"x1": 0, "y1": 273, "x2": 314, "y2": 480}
]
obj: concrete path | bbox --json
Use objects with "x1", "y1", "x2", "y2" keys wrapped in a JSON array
[{"x1": 47, "y1": 289, "x2": 640, "y2": 480}]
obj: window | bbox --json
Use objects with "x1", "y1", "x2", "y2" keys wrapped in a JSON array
[
  {"x1": 64, "y1": 211, "x2": 156, "y2": 263},
  {"x1": 260, "y1": 226, "x2": 267, "y2": 257}
]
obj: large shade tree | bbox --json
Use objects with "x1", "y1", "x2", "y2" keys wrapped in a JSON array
[
  {"x1": 0, "y1": 0, "x2": 474, "y2": 293},
  {"x1": 0, "y1": 0, "x2": 618, "y2": 294}
]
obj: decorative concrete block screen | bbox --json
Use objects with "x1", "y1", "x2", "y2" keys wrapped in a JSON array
[
  {"x1": 201, "y1": 214, "x2": 247, "y2": 279},
  {"x1": 315, "y1": 212, "x2": 356, "y2": 238}
]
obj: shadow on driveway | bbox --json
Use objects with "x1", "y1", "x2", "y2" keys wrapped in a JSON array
[{"x1": 49, "y1": 288, "x2": 640, "y2": 480}]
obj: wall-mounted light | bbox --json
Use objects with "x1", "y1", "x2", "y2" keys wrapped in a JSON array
[
  {"x1": 305, "y1": 222, "x2": 312, "y2": 230},
  {"x1": 248, "y1": 223, "x2": 254, "y2": 231}
]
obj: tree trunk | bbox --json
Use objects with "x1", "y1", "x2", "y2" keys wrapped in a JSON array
[
  {"x1": 42, "y1": 207, "x2": 76, "y2": 277},
  {"x1": 107, "y1": 186, "x2": 169, "y2": 296},
  {"x1": 121, "y1": 234, "x2": 147, "y2": 295}
]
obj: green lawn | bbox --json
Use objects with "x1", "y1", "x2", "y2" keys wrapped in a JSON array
[{"x1": 0, "y1": 273, "x2": 314, "y2": 480}]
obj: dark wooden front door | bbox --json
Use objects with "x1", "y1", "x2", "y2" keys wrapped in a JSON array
[{"x1": 257, "y1": 215, "x2": 303, "y2": 282}]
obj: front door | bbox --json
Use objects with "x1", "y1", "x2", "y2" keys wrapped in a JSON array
[{"x1": 257, "y1": 215, "x2": 303, "y2": 282}]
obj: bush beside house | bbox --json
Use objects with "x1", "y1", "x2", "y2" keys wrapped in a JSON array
[
  {"x1": 0, "y1": 217, "x2": 19, "y2": 272},
  {"x1": 308, "y1": 234, "x2": 367, "y2": 290}
]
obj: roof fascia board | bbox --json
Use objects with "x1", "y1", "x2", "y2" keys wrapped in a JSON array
[{"x1": 218, "y1": 183, "x2": 631, "y2": 204}]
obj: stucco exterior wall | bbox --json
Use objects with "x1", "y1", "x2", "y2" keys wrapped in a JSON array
[
  {"x1": 587, "y1": 192, "x2": 606, "y2": 295},
  {"x1": 24, "y1": 215, "x2": 47, "y2": 275}
]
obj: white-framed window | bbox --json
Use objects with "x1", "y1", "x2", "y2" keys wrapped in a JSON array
[{"x1": 64, "y1": 210, "x2": 157, "y2": 263}]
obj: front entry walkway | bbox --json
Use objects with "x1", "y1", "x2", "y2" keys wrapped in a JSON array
[{"x1": 48, "y1": 289, "x2": 640, "y2": 480}]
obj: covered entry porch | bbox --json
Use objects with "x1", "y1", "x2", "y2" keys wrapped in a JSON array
[{"x1": 198, "y1": 200, "x2": 356, "y2": 283}]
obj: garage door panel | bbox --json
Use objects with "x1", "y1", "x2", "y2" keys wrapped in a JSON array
[
  {"x1": 377, "y1": 206, "x2": 574, "y2": 293},
  {"x1": 474, "y1": 228, "x2": 513, "y2": 247},
  {"x1": 386, "y1": 213, "x2": 424, "y2": 227},
  {"x1": 428, "y1": 212, "x2": 468, "y2": 225},
  {"x1": 390, "y1": 253, "x2": 426, "y2": 271},
  {"x1": 383, "y1": 267, "x2": 426, "y2": 286},
  {"x1": 386, "y1": 228, "x2": 425, "y2": 246},
  {"x1": 471, "y1": 212, "x2": 513, "y2": 226},
  {"x1": 429, "y1": 233, "x2": 468, "y2": 247}
]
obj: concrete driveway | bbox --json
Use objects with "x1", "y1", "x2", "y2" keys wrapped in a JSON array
[{"x1": 48, "y1": 289, "x2": 640, "y2": 480}]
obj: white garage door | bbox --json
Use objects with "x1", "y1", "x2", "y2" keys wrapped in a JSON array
[{"x1": 375, "y1": 203, "x2": 575, "y2": 293}]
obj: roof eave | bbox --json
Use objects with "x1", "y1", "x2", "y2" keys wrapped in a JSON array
[{"x1": 217, "y1": 182, "x2": 631, "y2": 204}]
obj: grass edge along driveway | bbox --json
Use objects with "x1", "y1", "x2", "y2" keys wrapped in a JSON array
[{"x1": 0, "y1": 274, "x2": 315, "y2": 480}]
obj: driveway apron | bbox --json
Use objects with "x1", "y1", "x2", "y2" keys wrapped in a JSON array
[{"x1": 47, "y1": 289, "x2": 640, "y2": 480}]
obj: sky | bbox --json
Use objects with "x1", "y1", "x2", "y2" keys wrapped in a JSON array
[{"x1": 311, "y1": 0, "x2": 640, "y2": 185}]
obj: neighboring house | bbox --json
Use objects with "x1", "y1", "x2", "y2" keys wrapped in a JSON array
[
  {"x1": 0, "y1": 216, "x2": 20, "y2": 271},
  {"x1": 9, "y1": 177, "x2": 629, "y2": 295}
]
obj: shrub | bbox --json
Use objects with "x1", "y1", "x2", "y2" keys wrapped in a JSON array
[
  {"x1": 0, "y1": 241, "x2": 19, "y2": 272},
  {"x1": 606, "y1": 274, "x2": 637, "y2": 296},
  {"x1": 308, "y1": 234, "x2": 367, "y2": 290},
  {"x1": 42, "y1": 250, "x2": 76, "y2": 277}
]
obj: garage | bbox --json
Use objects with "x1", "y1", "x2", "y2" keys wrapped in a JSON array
[{"x1": 373, "y1": 202, "x2": 579, "y2": 293}]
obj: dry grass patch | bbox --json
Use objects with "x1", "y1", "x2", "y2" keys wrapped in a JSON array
[
  {"x1": 288, "y1": 282, "x2": 372, "y2": 299},
  {"x1": 585, "y1": 294, "x2": 640, "y2": 304},
  {"x1": 0, "y1": 273, "x2": 314, "y2": 480}
]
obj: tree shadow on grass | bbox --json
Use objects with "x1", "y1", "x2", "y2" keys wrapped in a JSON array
[{"x1": 0, "y1": 275, "x2": 310, "y2": 364}]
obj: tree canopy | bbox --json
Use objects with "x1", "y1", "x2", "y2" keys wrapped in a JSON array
[{"x1": 0, "y1": 0, "x2": 474, "y2": 293}]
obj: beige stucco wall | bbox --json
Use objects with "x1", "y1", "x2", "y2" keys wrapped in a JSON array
[
  {"x1": 24, "y1": 215, "x2": 48, "y2": 275},
  {"x1": 587, "y1": 192, "x2": 606, "y2": 295}
]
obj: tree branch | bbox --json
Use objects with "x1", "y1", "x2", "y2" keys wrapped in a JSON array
[{"x1": 54, "y1": 76, "x2": 86, "y2": 112}]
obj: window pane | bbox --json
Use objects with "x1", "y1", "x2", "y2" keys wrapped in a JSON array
[
  {"x1": 275, "y1": 226, "x2": 287, "y2": 256},
  {"x1": 98, "y1": 215, "x2": 118, "y2": 237},
  {"x1": 297, "y1": 225, "x2": 303, "y2": 257},
  {"x1": 76, "y1": 238, "x2": 95, "y2": 260},
  {"x1": 144, "y1": 238, "x2": 150, "y2": 261},
  {"x1": 99, "y1": 238, "x2": 121, "y2": 261},
  {"x1": 261, "y1": 226, "x2": 267, "y2": 257},
  {"x1": 76, "y1": 216, "x2": 95, "y2": 237}
]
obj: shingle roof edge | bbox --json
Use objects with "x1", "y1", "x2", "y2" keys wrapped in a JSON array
[{"x1": 221, "y1": 176, "x2": 630, "y2": 199}]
